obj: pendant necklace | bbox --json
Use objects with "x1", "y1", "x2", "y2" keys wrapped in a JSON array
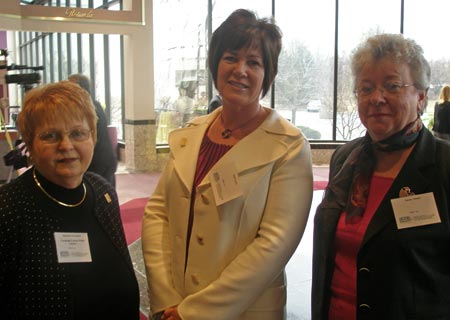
[
  {"x1": 33, "y1": 168, "x2": 86, "y2": 208},
  {"x1": 220, "y1": 107, "x2": 262, "y2": 139}
]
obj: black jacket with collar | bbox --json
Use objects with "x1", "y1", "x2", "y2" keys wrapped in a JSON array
[
  {"x1": 0, "y1": 169, "x2": 138, "y2": 319},
  {"x1": 433, "y1": 101, "x2": 450, "y2": 134},
  {"x1": 312, "y1": 128, "x2": 450, "y2": 320}
]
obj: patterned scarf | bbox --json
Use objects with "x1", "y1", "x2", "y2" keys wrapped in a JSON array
[{"x1": 327, "y1": 117, "x2": 423, "y2": 221}]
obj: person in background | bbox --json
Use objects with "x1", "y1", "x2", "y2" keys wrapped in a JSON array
[
  {"x1": 0, "y1": 81, "x2": 139, "y2": 320},
  {"x1": 432, "y1": 85, "x2": 450, "y2": 141},
  {"x1": 68, "y1": 74, "x2": 118, "y2": 187},
  {"x1": 142, "y1": 8, "x2": 313, "y2": 320},
  {"x1": 196, "y1": 91, "x2": 209, "y2": 110},
  {"x1": 312, "y1": 33, "x2": 450, "y2": 320},
  {"x1": 207, "y1": 94, "x2": 222, "y2": 114},
  {"x1": 174, "y1": 86, "x2": 195, "y2": 124}
]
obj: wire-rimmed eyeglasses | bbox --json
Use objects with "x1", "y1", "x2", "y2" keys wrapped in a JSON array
[
  {"x1": 354, "y1": 82, "x2": 413, "y2": 98},
  {"x1": 37, "y1": 128, "x2": 92, "y2": 144}
]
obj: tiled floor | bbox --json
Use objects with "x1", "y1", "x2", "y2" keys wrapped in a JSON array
[
  {"x1": 116, "y1": 165, "x2": 329, "y2": 319},
  {"x1": 285, "y1": 189, "x2": 324, "y2": 319},
  {"x1": 116, "y1": 166, "x2": 158, "y2": 318}
]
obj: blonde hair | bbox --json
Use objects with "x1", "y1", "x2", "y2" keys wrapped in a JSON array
[
  {"x1": 18, "y1": 81, "x2": 97, "y2": 148},
  {"x1": 439, "y1": 85, "x2": 450, "y2": 103}
]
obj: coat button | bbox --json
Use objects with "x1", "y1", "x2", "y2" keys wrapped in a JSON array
[
  {"x1": 191, "y1": 274, "x2": 200, "y2": 285},
  {"x1": 196, "y1": 235, "x2": 204, "y2": 245},
  {"x1": 358, "y1": 267, "x2": 370, "y2": 280},
  {"x1": 359, "y1": 304, "x2": 371, "y2": 312},
  {"x1": 200, "y1": 194, "x2": 209, "y2": 204}
]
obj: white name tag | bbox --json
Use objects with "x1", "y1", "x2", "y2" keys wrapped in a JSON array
[
  {"x1": 210, "y1": 160, "x2": 243, "y2": 206},
  {"x1": 54, "y1": 232, "x2": 92, "y2": 263},
  {"x1": 391, "y1": 192, "x2": 441, "y2": 229}
]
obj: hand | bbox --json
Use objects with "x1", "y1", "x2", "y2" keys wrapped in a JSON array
[{"x1": 161, "y1": 306, "x2": 181, "y2": 320}]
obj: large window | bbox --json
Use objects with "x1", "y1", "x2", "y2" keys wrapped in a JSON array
[
  {"x1": 152, "y1": 0, "x2": 208, "y2": 144},
  {"x1": 334, "y1": 0, "x2": 401, "y2": 140},
  {"x1": 403, "y1": 0, "x2": 450, "y2": 123},
  {"x1": 276, "y1": 0, "x2": 335, "y2": 140},
  {"x1": 154, "y1": 0, "x2": 450, "y2": 145},
  {"x1": 13, "y1": 0, "x2": 124, "y2": 139},
  {"x1": 11, "y1": 0, "x2": 450, "y2": 146}
]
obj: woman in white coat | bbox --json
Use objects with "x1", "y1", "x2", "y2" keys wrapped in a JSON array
[{"x1": 142, "y1": 9, "x2": 313, "y2": 320}]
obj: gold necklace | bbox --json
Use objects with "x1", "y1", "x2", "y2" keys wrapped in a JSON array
[
  {"x1": 33, "y1": 169, "x2": 86, "y2": 208},
  {"x1": 220, "y1": 107, "x2": 262, "y2": 139}
]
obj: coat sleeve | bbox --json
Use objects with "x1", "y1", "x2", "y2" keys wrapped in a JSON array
[
  {"x1": 141, "y1": 158, "x2": 184, "y2": 314},
  {"x1": 177, "y1": 137, "x2": 313, "y2": 319},
  {"x1": 0, "y1": 182, "x2": 23, "y2": 313}
]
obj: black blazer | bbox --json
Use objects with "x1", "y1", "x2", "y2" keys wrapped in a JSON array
[
  {"x1": 88, "y1": 100, "x2": 118, "y2": 187},
  {"x1": 0, "y1": 169, "x2": 138, "y2": 319},
  {"x1": 312, "y1": 129, "x2": 450, "y2": 320},
  {"x1": 433, "y1": 101, "x2": 450, "y2": 134}
]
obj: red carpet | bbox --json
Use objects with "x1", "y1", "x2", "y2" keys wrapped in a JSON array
[
  {"x1": 120, "y1": 197, "x2": 148, "y2": 245},
  {"x1": 139, "y1": 313, "x2": 148, "y2": 320},
  {"x1": 314, "y1": 180, "x2": 328, "y2": 191},
  {"x1": 120, "y1": 181, "x2": 328, "y2": 246}
]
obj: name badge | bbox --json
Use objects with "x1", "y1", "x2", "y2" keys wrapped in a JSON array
[
  {"x1": 54, "y1": 232, "x2": 92, "y2": 263},
  {"x1": 391, "y1": 192, "x2": 441, "y2": 229},
  {"x1": 210, "y1": 160, "x2": 243, "y2": 206}
]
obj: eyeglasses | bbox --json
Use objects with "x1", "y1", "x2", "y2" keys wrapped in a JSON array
[
  {"x1": 37, "y1": 128, "x2": 92, "y2": 144},
  {"x1": 354, "y1": 82, "x2": 413, "y2": 98}
]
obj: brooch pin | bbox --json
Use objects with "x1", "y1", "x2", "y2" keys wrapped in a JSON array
[{"x1": 399, "y1": 187, "x2": 415, "y2": 198}]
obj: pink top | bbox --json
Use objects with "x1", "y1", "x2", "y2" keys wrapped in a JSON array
[{"x1": 328, "y1": 175, "x2": 394, "y2": 320}]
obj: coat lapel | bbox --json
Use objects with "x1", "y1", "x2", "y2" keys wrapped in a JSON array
[
  {"x1": 87, "y1": 173, "x2": 134, "y2": 269},
  {"x1": 169, "y1": 122, "x2": 209, "y2": 193},
  {"x1": 169, "y1": 108, "x2": 301, "y2": 191},
  {"x1": 208, "y1": 127, "x2": 292, "y2": 176},
  {"x1": 362, "y1": 130, "x2": 436, "y2": 247}
]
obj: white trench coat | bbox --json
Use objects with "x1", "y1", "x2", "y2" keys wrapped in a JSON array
[{"x1": 142, "y1": 107, "x2": 313, "y2": 320}]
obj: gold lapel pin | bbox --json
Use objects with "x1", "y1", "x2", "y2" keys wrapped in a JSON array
[{"x1": 104, "y1": 193, "x2": 112, "y2": 203}]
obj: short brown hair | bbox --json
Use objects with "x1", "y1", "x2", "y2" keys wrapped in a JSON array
[{"x1": 208, "y1": 9, "x2": 282, "y2": 98}]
